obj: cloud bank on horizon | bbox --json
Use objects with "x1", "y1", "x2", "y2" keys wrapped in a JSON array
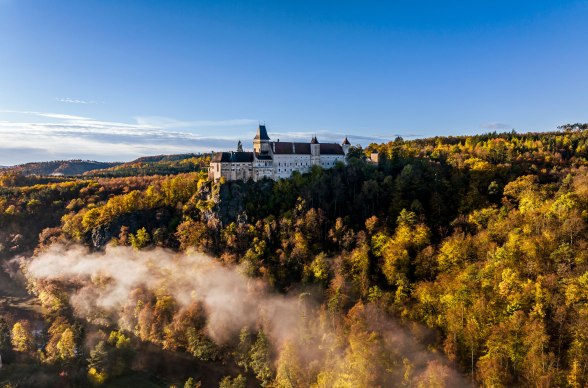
[{"x1": 0, "y1": 110, "x2": 401, "y2": 166}]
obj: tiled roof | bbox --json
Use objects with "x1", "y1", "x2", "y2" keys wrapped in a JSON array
[
  {"x1": 271, "y1": 142, "x2": 311, "y2": 154},
  {"x1": 269, "y1": 141, "x2": 344, "y2": 155},
  {"x1": 320, "y1": 143, "x2": 345, "y2": 155},
  {"x1": 211, "y1": 152, "x2": 254, "y2": 163}
]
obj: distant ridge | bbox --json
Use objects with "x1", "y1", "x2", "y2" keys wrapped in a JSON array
[
  {"x1": 2, "y1": 160, "x2": 121, "y2": 176},
  {"x1": 128, "y1": 153, "x2": 201, "y2": 164},
  {"x1": 0, "y1": 153, "x2": 210, "y2": 178},
  {"x1": 84, "y1": 153, "x2": 208, "y2": 177}
]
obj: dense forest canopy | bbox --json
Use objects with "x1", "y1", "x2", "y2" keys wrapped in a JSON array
[{"x1": 1, "y1": 127, "x2": 588, "y2": 387}]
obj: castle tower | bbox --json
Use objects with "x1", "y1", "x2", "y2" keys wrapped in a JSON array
[
  {"x1": 370, "y1": 149, "x2": 380, "y2": 164},
  {"x1": 310, "y1": 135, "x2": 320, "y2": 166},
  {"x1": 253, "y1": 124, "x2": 270, "y2": 154},
  {"x1": 342, "y1": 136, "x2": 351, "y2": 155}
]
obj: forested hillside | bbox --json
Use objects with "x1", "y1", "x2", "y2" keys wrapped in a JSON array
[
  {"x1": 3, "y1": 160, "x2": 122, "y2": 176},
  {"x1": 83, "y1": 154, "x2": 210, "y2": 177},
  {"x1": 0, "y1": 154, "x2": 210, "y2": 179},
  {"x1": 1, "y1": 128, "x2": 588, "y2": 387}
]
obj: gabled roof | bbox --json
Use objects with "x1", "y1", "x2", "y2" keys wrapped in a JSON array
[
  {"x1": 271, "y1": 142, "x2": 311, "y2": 154},
  {"x1": 211, "y1": 152, "x2": 254, "y2": 163},
  {"x1": 269, "y1": 141, "x2": 344, "y2": 155},
  {"x1": 320, "y1": 144, "x2": 345, "y2": 155},
  {"x1": 254, "y1": 124, "x2": 270, "y2": 141}
]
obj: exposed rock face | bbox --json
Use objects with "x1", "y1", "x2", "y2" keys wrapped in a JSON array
[
  {"x1": 88, "y1": 209, "x2": 176, "y2": 249},
  {"x1": 216, "y1": 180, "x2": 273, "y2": 225}
]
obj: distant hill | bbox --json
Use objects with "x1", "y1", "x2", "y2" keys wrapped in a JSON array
[
  {"x1": 1, "y1": 153, "x2": 211, "y2": 178},
  {"x1": 130, "y1": 153, "x2": 202, "y2": 163},
  {"x1": 83, "y1": 153, "x2": 210, "y2": 177},
  {"x1": 3, "y1": 160, "x2": 121, "y2": 176}
]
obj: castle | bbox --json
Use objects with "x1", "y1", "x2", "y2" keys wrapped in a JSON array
[{"x1": 209, "y1": 124, "x2": 350, "y2": 181}]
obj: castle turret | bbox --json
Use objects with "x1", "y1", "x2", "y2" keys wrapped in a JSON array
[
  {"x1": 342, "y1": 136, "x2": 351, "y2": 155},
  {"x1": 310, "y1": 135, "x2": 320, "y2": 166},
  {"x1": 370, "y1": 149, "x2": 380, "y2": 164},
  {"x1": 253, "y1": 124, "x2": 270, "y2": 153}
]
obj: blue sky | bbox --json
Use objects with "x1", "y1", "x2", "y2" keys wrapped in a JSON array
[{"x1": 1, "y1": 0, "x2": 587, "y2": 164}]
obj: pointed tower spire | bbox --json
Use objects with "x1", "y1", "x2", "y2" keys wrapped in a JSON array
[
  {"x1": 254, "y1": 124, "x2": 270, "y2": 141},
  {"x1": 253, "y1": 124, "x2": 270, "y2": 153},
  {"x1": 342, "y1": 135, "x2": 351, "y2": 155}
]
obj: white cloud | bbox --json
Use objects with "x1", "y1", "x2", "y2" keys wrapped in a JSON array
[
  {"x1": 0, "y1": 110, "x2": 91, "y2": 121},
  {"x1": 0, "y1": 111, "x2": 253, "y2": 165},
  {"x1": 134, "y1": 116, "x2": 257, "y2": 129},
  {"x1": 56, "y1": 97, "x2": 100, "y2": 104}
]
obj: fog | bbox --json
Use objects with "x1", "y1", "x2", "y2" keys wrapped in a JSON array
[{"x1": 23, "y1": 244, "x2": 469, "y2": 386}]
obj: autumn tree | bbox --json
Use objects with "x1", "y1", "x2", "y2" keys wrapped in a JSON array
[
  {"x1": 249, "y1": 329, "x2": 274, "y2": 386},
  {"x1": 11, "y1": 320, "x2": 34, "y2": 353}
]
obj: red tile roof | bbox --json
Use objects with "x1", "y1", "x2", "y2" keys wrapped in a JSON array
[{"x1": 320, "y1": 143, "x2": 345, "y2": 155}]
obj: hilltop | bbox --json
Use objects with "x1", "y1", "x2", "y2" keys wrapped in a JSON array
[
  {"x1": 0, "y1": 153, "x2": 210, "y2": 179},
  {"x1": 3, "y1": 160, "x2": 121, "y2": 176},
  {"x1": 83, "y1": 153, "x2": 210, "y2": 177}
]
